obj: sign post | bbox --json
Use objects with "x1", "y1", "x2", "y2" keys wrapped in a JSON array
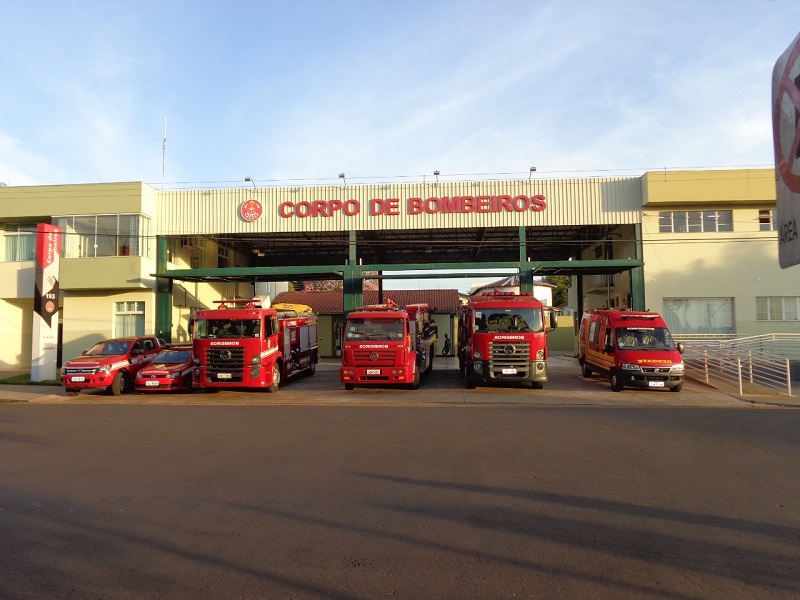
[
  {"x1": 772, "y1": 30, "x2": 800, "y2": 268},
  {"x1": 31, "y1": 223, "x2": 62, "y2": 382}
]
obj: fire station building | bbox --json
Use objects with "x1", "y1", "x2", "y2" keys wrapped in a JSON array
[{"x1": 0, "y1": 167, "x2": 795, "y2": 371}]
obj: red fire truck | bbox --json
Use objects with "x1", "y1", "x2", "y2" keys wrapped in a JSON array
[
  {"x1": 192, "y1": 297, "x2": 318, "y2": 392},
  {"x1": 458, "y1": 291, "x2": 557, "y2": 389},
  {"x1": 340, "y1": 301, "x2": 437, "y2": 390}
]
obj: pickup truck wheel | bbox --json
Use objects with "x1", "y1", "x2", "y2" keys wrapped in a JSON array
[
  {"x1": 610, "y1": 370, "x2": 624, "y2": 392},
  {"x1": 581, "y1": 362, "x2": 592, "y2": 378},
  {"x1": 267, "y1": 362, "x2": 281, "y2": 393},
  {"x1": 110, "y1": 371, "x2": 128, "y2": 396},
  {"x1": 531, "y1": 381, "x2": 544, "y2": 389}
]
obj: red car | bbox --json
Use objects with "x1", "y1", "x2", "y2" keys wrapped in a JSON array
[
  {"x1": 61, "y1": 336, "x2": 165, "y2": 396},
  {"x1": 135, "y1": 346, "x2": 194, "y2": 393}
]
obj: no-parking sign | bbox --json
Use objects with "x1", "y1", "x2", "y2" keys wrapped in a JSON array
[{"x1": 773, "y1": 30, "x2": 800, "y2": 268}]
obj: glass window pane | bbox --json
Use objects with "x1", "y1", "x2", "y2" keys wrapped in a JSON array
[
  {"x1": 658, "y1": 212, "x2": 673, "y2": 233},
  {"x1": 768, "y1": 297, "x2": 783, "y2": 320},
  {"x1": 662, "y1": 297, "x2": 734, "y2": 334},
  {"x1": 687, "y1": 211, "x2": 702, "y2": 232},
  {"x1": 95, "y1": 215, "x2": 118, "y2": 257},
  {"x1": 786, "y1": 298, "x2": 799, "y2": 321},
  {"x1": 73, "y1": 216, "x2": 97, "y2": 257},
  {"x1": 756, "y1": 297, "x2": 769, "y2": 321},
  {"x1": 716, "y1": 210, "x2": 732, "y2": 232},
  {"x1": 673, "y1": 212, "x2": 688, "y2": 233}
]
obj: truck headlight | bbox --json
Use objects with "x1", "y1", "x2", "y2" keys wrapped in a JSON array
[
  {"x1": 251, "y1": 355, "x2": 260, "y2": 365},
  {"x1": 536, "y1": 349, "x2": 545, "y2": 360},
  {"x1": 474, "y1": 350, "x2": 482, "y2": 360},
  {"x1": 60, "y1": 366, "x2": 67, "y2": 376},
  {"x1": 98, "y1": 365, "x2": 111, "y2": 374},
  {"x1": 670, "y1": 363, "x2": 684, "y2": 373},
  {"x1": 621, "y1": 363, "x2": 641, "y2": 371}
]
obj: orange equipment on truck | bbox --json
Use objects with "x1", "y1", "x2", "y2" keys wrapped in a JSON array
[
  {"x1": 340, "y1": 301, "x2": 437, "y2": 390},
  {"x1": 192, "y1": 296, "x2": 318, "y2": 392},
  {"x1": 458, "y1": 291, "x2": 557, "y2": 389},
  {"x1": 578, "y1": 309, "x2": 685, "y2": 392}
]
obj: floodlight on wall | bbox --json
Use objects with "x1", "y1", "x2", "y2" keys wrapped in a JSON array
[
  {"x1": 339, "y1": 172, "x2": 346, "y2": 186},
  {"x1": 529, "y1": 166, "x2": 537, "y2": 181},
  {"x1": 433, "y1": 170, "x2": 440, "y2": 185},
  {"x1": 245, "y1": 176, "x2": 256, "y2": 189}
]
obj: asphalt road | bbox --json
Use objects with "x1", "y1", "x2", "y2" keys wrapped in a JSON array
[{"x1": 1, "y1": 398, "x2": 799, "y2": 599}]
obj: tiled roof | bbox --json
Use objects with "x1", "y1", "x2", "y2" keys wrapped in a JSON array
[{"x1": 273, "y1": 289, "x2": 461, "y2": 315}]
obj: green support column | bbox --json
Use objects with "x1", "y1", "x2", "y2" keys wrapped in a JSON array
[
  {"x1": 630, "y1": 223, "x2": 645, "y2": 310},
  {"x1": 518, "y1": 226, "x2": 533, "y2": 293},
  {"x1": 343, "y1": 231, "x2": 363, "y2": 314},
  {"x1": 155, "y1": 236, "x2": 172, "y2": 342}
]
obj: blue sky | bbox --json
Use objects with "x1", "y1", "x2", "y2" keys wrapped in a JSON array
[{"x1": 2, "y1": 1, "x2": 800, "y2": 290}]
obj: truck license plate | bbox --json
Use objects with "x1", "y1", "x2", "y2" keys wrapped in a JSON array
[
  {"x1": 71, "y1": 376, "x2": 85, "y2": 382},
  {"x1": 217, "y1": 373, "x2": 232, "y2": 379},
  {"x1": 502, "y1": 368, "x2": 517, "y2": 375},
  {"x1": 145, "y1": 380, "x2": 160, "y2": 387},
  {"x1": 366, "y1": 369, "x2": 381, "y2": 375},
  {"x1": 649, "y1": 381, "x2": 665, "y2": 387}
]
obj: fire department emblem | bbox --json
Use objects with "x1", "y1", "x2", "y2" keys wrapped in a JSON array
[{"x1": 239, "y1": 199, "x2": 263, "y2": 222}]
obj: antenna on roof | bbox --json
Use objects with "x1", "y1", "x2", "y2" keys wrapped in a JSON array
[{"x1": 161, "y1": 116, "x2": 167, "y2": 190}]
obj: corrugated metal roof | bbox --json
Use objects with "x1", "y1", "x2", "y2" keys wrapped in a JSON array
[{"x1": 273, "y1": 289, "x2": 461, "y2": 315}]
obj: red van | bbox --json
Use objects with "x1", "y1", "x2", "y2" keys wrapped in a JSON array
[{"x1": 578, "y1": 310, "x2": 685, "y2": 392}]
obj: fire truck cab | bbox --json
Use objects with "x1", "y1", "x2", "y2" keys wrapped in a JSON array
[
  {"x1": 192, "y1": 296, "x2": 318, "y2": 392},
  {"x1": 340, "y1": 301, "x2": 437, "y2": 390},
  {"x1": 458, "y1": 291, "x2": 557, "y2": 389}
]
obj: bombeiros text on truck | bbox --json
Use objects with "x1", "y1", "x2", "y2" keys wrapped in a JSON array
[
  {"x1": 578, "y1": 309, "x2": 685, "y2": 392},
  {"x1": 458, "y1": 291, "x2": 558, "y2": 389},
  {"x1": 340, "y1": 300, "x2": 437, "y2": 390},
  {"x1": 192, "y1": 296, "x2": 318, "y2": 392}
]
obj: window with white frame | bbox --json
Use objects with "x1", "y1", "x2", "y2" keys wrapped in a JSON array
[
  {"x1": 662, "y1": 297, "x2": 735, "y2": 335},
  {"x1": 756, "y1": 297, "x2": 799, "y2": 321},
  {"x1": 658, "y1": 210, "x2": 733, "y2": 233},
  {"x1": 52, "y1": 214, "x2": 150, "y2": 258},
  {"x1": 0, "y1": 224, "x2": 36, "y2": 262},
  {"x1": 114, "y1": 301, "x2": 145, "y2": 337},
  {"x1": 758, "y1": 209, "x2": 777, "y2": 232}
]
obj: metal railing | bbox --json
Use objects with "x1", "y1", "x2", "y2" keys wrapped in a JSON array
[{"x1": 680, "y1": 335, "x2": 798, "y2": 398}]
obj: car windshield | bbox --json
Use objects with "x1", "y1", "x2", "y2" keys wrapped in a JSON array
[
  {"x1": 195, "y1": 319, "x2": 261, "y2": 339},
  {"x1": 615, "y1": 327, "x2": 676, "y2": 350},
  {"x1": 86, "y1": 341, "x2": 131, "y2": 355},
  {"x1": 474, "y1": 308, "x2": 543, "y2": 333},
  {"x1": 346, "y1": 317, "x2": 404, "y2": 341},
  {"x1": 152, "y1": 350, "x2": 192, "y2": 364}
]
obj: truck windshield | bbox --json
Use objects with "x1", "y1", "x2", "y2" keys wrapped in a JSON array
[
  {"x1": 615, "y1": 327, "x2": 676, "y2": 350},
  {"x1": 195, "y1": 319, "x2": 261, "y2": 339},
  {"x1": 474, "y1": 308, "x2": 543, "y2": 333},
  {"x1": 346, "y1": 317, "x2": 405, "y2": 341}
]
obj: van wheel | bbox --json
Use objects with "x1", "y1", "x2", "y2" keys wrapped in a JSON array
[
  {"x1": 581, "y1": 362, "x2": 592, "y2": 378},
  {"x1": 610, "y1": 371, "x2": 624, "y2": 392},
  {"x1": 110, "y1": 371, "x2": 128, "y2": 396},
  {"x1": 670, "y1": 384, "x2": 682, "y2": 393},
  {"x1": 267, "y1": 363, "x2": 281, "y2": 393}
]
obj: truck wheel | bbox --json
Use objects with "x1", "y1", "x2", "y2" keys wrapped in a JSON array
[
  {"x1": 670, "y1": 384, "x2": 682, "y2": 393},
  {"x1": 344, "y1": 383, "x2": 355, "y2": 390},
  {"x1": 531, "y1": 381, "x2": 544, "y2": 389},
  {"x1": 65, "y1": 388, "x2": 80, "y2": 397},
  {"x1": 610, "y1": 370, "x2": 624, "y2": 392},
  {"x1": 307, "y1": 360, "x2": 316, "y2": 376},
  {"x1": 267, "y1": 363, "x2": 281, "y2": 393},
  {"x1": 408, "y1": 367, "x2": 420, "y2": 390},
  {"x1": 110, "y1": 371, "x2": 128, "y2": 396},
  {"x1": 581, "y1": 362, "x2": 592, "y2": 378}
]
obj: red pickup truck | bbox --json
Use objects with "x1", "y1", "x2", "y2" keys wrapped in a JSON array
[{"x1": 61, "y1": 336, "x2": 165, "y2": 396}]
